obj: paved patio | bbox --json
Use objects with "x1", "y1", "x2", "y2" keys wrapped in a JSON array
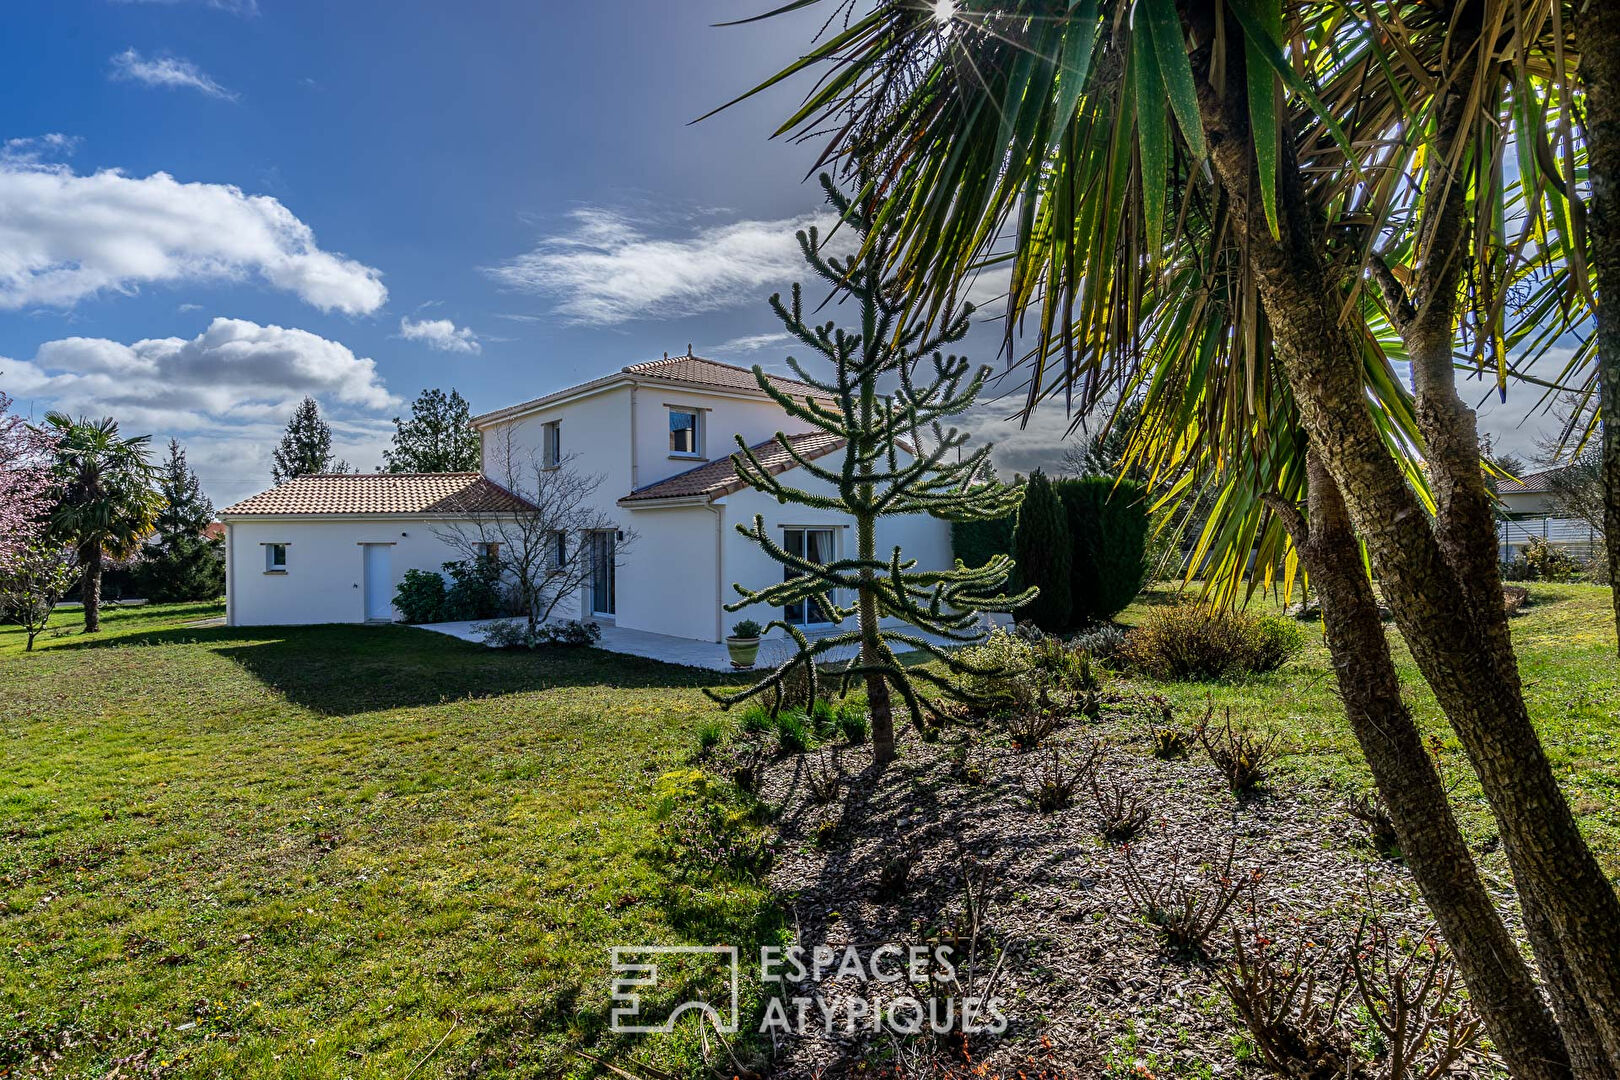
[{"x1": 415, "y1": 616, "x2": 1009, "y2": 672}]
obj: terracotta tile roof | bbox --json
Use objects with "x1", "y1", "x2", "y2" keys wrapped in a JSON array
[
  {"x1": 620, "y1": 431, "x2": 846, "y2": 504},
  {"x1": 220, "y1": 473, "x2": 535, "y2": 517},
  {"x1": 623, "y1": 354, "x2": 826, "y2": 400}
]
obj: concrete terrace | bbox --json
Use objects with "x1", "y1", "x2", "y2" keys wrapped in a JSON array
[{"x1": 415, "y1": 617, "x2": 1009, "y2": 672}]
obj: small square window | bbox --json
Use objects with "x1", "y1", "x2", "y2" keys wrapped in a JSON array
[
  {"x1": 669, "y1": 408, "x2": 702, "y2": 456},
  {"x1": 542, "y1": 421, "x2": 561, "y2": 468},
  {"x1": 476, "y1": 541, "x2": 501, "y2": 562},
  {"x1": 265, "y1": 543, "x2": 288, "y2": 571}
]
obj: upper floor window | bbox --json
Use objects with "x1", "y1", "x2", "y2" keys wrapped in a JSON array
[
  {"x1": 669, "y1": 407, "x2": 703, "y2": 457},
  {"x1": 542, "y1": 420, "x2": 561, "y2": 468},
  {"x1": 264, "y1": 543, "x2": 288, "y2": 572}
]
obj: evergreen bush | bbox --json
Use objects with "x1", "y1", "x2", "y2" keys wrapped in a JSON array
[
  {"x1": 1056, "y1": 476, "x2": 1149, "y2": 623},
  {"x1": 1012, "y1": 469, "x2": 1072, "y2": 631}
]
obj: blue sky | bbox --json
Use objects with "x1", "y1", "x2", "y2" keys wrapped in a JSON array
[{"x1": 0, "y1": 0, "x2": 1568, "y2": 507}]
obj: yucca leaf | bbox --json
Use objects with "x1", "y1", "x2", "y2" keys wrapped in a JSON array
[{"x1": 1139, "y1": 0, "x2": 1207, "y2": 160}]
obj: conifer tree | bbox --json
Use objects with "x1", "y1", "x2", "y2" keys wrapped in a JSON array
[
  {"x1": 1013, "y1": 469, "x2": 1072, "y2": 631},
  {"x1": 271, "y1": 397, "x2": 349, "y2": 483},
  {"x1": 710, "y1": 175, "x2": 1032, "y2": 764},
  {"x1": 134, "y1": 439, "x2": 224, "y2": 602},
  {"x1": 385, "y1": 388, "x2": 481, "y2": 473}
]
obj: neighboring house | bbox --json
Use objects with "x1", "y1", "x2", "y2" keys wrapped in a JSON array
[
  {"x1": 219, "y1": 353, "x2": 953, "y2": 639},
  {"x1": 1494, "y1": 465, "x2": 1600, "y2": 559}
]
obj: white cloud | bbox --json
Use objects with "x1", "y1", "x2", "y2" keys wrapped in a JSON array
[
  {"x1": 715, "y1": 331, "x2": 796, "y2": 354},
  {"x1": 1, "y1": 317, "x2": 398, "y2": 437},
  {"x1": 110, "y1": 0, "x2": 259, "y2": 16},
  {"x1": 0, "y1": 162, "x2": 387, "y2": 313},
  {"x1": 1, "y1": 134, "x2": 82, "y2": 166},
  {"x1": 399, "y1": 315, "x2": 481, "y2": 354},
  {"x1": 486, "y1": 208, "x2": 840, "y2": 325},
  {"x1": 110, "y1": 49, "x2": 236, "y2": 100}
]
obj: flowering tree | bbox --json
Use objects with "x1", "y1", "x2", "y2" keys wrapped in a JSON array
[{"x1": 0, "y1": 392, "x2": 57, "y2": 564}]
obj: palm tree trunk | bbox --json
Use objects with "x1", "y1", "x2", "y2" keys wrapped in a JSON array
[
  {"x1": 1271, "y1": 453, "x2": 1572, "y2": 1080},
  {"x1": 1582, "y1": 0, "x2": 1620, "y2": 632},
  {"x1": 80, "y1": 542, "x2": 102, "y2": 633},
  {"x1": 1196, "y1": 50, "x2": 1620, "y2": 1074}
]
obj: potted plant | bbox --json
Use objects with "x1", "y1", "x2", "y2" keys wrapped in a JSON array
[{"x1": 726, "y1": 619, "x2": 763, "y2": 669}]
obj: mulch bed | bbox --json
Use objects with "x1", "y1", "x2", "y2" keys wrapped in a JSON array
[{"x1": 736, "y1": 714, "x2": 1510, "y2": 1079}]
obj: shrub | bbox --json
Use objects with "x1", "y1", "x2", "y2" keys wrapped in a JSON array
[
  {"x1": 1012, "y1": 469, "x2": 1072, "y2": 631},
  {"x1": 1055, "y1": 476, "x2": 1150, "y2": 622},
  {"x1": 479, "y1": 618, "x2": 601, "y2": 649},
  {"x1": 957, "y1": 628, "x2": 1102, "y2": 720},
  {"x1": 1120, "y1": 840, "x2": 1247, "y2": 957},
  {"x1": 774, "y1": 710, "x2": 814, "y2": 753},
  {"x1": 394, "y1": 568, "x2": 447, "y2": 623},
  {"x1": 1091, "y1": 777, "x2": 1152, "y2": 843},
  {"x1": 1151, "y1": 725, "x2": 1191, "y2": 760},
  {"x1": 1347, "y1": 791, "x2": 1399, "y2": 856},
  {"x1": 1071, "y1": 622, "x2": 1129, "y2": 667},
  {"x1": 730, "y1": 618, "x2": 763, "y2": 638},
  {"x1": 1023, "y1": 743, "x2": 1098, "y2": 814},
  {"x1": 441, "y1": 557, "x2": 503, "y2": 621},
  {"x1": 835, "y1": 703, "x2": 869, "y2": 744},
  {"x1": 1119, "y1": 602, "x2": 1304, "y2": 681},
  {"x1": 738, "y1": 704, "x2": 773, "y2": 734},
  {"x1": 1505, "y1": 536, "x2": 1582, "y2": 582},
  {"x1": 1196, "y1": 708, "x2": 1281, "y2": 793},
  {"x1": 808, "y1": 697, "x2": 839, "y2": 738}
]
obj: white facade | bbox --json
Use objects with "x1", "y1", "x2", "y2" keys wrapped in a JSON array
[
  {"x1": 224, "y1": 517, "x2": 473, "y2": 626},
  {"x1": 221, "y1": 355, "x2": 957, "y2": 639}
]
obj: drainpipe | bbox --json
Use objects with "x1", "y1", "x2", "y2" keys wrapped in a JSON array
[
  {"x1": 224, "y1": 523, "x2": 236, "y2": 626},
  {"x1": 629, "y1": 383, "x2": 639, "y2": 490},
  {"x1": 706, "y1": 501, "x2": 725, "y2": 642}
]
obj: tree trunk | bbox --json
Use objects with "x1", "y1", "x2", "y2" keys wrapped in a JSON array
[
  {"x1": 1583, "y1": 0, "x2": 1620, "y2": 629},
  {"x1": 857, "y1": 510, "x2": 896, "y2": 764},
  {"x1": 80, "y1": 542, "x2": 102, "y2": 633},
  {"x1": 1194, "y1": 47, "x2": 1620, "y2": 1073},
  {"x1": 1272, "y1": 453, "x2": 1572, "y2": 1080}
]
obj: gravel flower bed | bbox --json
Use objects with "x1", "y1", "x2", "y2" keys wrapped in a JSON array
[{"x1": 743, "y1": 714, "x2": 1508, "y2": 1079}]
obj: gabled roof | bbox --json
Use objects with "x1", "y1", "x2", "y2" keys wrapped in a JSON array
[
  {"x1": 619, "y1": 431, "x2": 846, "y2": 505},
  {"x1": 1497, "y1": 466, "x2": 1572, "y2": 496},
  {"x1": 220, "y1": 473, "x2": 534, "y2": 517},
  {"x1": 471, "y1": 353, "x2": 828, "y2": 428}
]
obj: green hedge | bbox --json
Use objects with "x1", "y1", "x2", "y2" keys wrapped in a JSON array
[
  {"x1": 951, "y1": 514, "x2": 1017, "y2": 569},
  {"x1": 1055, "y1": 476, "x2": 1149, "y2": 623}
]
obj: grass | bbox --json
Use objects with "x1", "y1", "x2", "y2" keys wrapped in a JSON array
[
  {"x1": 3, "y1": 582, "x2": 1616, "y2": 1077},
  {"x1": 0, "y1": 603, "x2": 777, "y2": 1079},
  {"x1": 1107, "y1": 581, "x2": 1620, "y2": 875}
]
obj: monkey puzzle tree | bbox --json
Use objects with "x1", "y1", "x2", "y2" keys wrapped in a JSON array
[{"x1": 710, "y1": 175, "x2": 1031, "y2": 765}]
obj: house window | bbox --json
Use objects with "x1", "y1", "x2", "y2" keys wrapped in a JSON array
[
  {"x1": 476, "y1": 541, "x2": 501, "y2": 562},
  {"x1": 547, "y1": 531, "x2": 566, "y2": 569},
  {"x1": 782, "y1": 527, "x2": 836, "y2": 626},
  {"x1": 669, "y1": 408, "x2": 703, "y2": 457},
  {"x1": 542, "y1": 420, "x2": 561, "y2": 468},
  {"x1": 265, "y1": 543, "x2": 288, "y2": 573}
]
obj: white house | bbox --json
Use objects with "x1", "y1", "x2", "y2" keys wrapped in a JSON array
[
  {"x1": 220, "y1": 353, "x2": 955, "y2": 641},
  {"x1": 1494, "y1": 465, "x2": 1600, "y2": 560}
]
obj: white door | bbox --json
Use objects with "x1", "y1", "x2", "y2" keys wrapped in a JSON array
[{"x1": 363, "y1": 544, "x2": 393, "y2": 621}]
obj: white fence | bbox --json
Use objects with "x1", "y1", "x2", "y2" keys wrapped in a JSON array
[{"x1": 1498, "y1": 516, "x2": 1600, "y2": 561}]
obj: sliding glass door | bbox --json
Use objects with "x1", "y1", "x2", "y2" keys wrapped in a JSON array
[{"x1": 783, "y1": 527, "x2": 836, "y2": 627}]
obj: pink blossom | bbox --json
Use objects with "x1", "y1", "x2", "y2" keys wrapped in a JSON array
[{"x1": 0, "y1": 392, "x2": 59, "y2": 562}]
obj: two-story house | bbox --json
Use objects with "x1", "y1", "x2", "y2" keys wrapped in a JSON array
[{"x1": 219, "y1": 353, "x2": 954, "y2": 642}]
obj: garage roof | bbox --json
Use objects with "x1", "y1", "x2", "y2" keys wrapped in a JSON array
[{"x1": 220, "y1": 473, "x2": 534, "y2": 517}]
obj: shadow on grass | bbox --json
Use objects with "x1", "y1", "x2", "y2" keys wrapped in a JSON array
[{"x1": 54, "y1": 622, "x2": 754, "y2": 716}]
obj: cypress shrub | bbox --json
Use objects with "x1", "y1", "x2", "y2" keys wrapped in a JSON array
[
  {"x1": 1012, "y1": 469, "x2": 1072, "y2": 631},
  {"x1": 1056, "y1": 476, "x2": 1149, "y2": 623}
]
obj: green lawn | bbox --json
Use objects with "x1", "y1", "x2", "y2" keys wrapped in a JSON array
[
  {"x1": 1, "y1": 604, "x2": 775, "y2": 1078},
  {"x1": 2, "y1": 585, "x2": 1616, "y2": 1078},
  {"x1": 1110, "y1": 581, "x2": 1620, "y2": 876}
]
